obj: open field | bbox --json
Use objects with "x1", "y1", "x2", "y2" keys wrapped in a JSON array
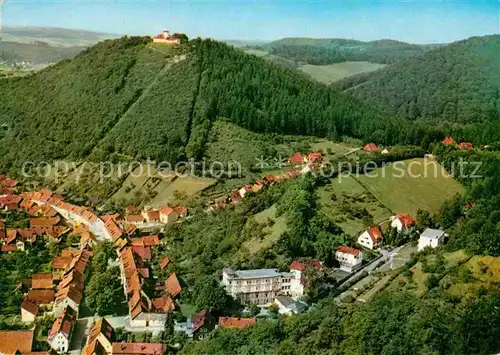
[
  {"x1": 356, "y1": 158, "x2": 464, "y2": 215},
  {"x1": 241, "y1": 204, "x2": 288, "y2": 255},
  {"x1": 298, "y1": 61, "x2": 386, "y2": 85},
  {"x1": 309, "y1": 140, "x2": 355, "y2": 156},
  {"x1": 317, "y1": 175, "x2": 392, "y2": 236}
]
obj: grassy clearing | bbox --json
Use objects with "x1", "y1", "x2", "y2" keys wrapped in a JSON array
[
  {"x1": 310, "y1": 140, "x2": 354, "y2": 156},
  {"x1": 298, "y1": 61, "x2": 386, "y2": 85},
  {"x1": 244, "y1": 49, "x2": 270, "y2": 57},
  {"x1": 242, "y1": 205, "x2": 288, "y2": 255},
  {"x1": 149, "y1": 176, "x2": 215, "y2": 206},
  {"x1": 356, "y1": 158, "x2": 464, "y2": 215},
  {"x1": 317, "y1": 175, "x2": 392, "y2": 236}
]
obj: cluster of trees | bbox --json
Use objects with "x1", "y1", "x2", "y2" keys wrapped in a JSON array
[
  {"x1": 84, "y1": 242, "x2": 126, "y2": 316},
  {"x1": 259, "y1": 38, "x2": 433, "y2": 65},
  {"x1": 0, "y1": 240, "x2": 52, "y2": 318},
  {"x1": 181, "y1": 290, "x2": 500, "y2": 355}
]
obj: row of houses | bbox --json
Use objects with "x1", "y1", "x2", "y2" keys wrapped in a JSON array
[{"x1": 208, "y1": 152, "x2": 324, "y2": 211}]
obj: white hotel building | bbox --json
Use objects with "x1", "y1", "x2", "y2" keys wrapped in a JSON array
[{"x1": 222, "y1": 268, "x2": 304, "y2": 305}]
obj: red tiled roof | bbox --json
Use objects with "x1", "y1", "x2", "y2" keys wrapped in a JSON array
[
  {"x1": 101, "y1": 213, "x2": 120, "y2": 224},
  {"x1": 367, "y1": 226, "x2": 383, "y2": 244},
  {"x1": 31, "y1": 273, "x2": 54, "y2": 289},
  {"x1": 218, "y1": 317, "x2": 256, "y2": 329},
  {"x1": 1, "y1": 244, "x2": 17, "y2": 252},
  {"x1": 363, "y1": 143, "x2": 379, "y2": 152},
  {"x1": 132, "y1": 246, "x2": 152, "y2": 261},
  {"x1": 307, "y1": 152, "x2": 322, "y2": 162},
  {"x1": 131, "y1": 235, "x2": 160, "y2": 247},
  {"x1": 395, "y1": 213, "x2": 415, "y2": 229},
  {"x1": 145, "y1": 211, "x2": 160, "y2": 222},
  {"x1": 192, "y1": 309, "x2": 211, "y2": 333},
  {"x1": 152, "y1": 295, "x2": 175, "y2": 313},
  {"x1": 336, "y1": 245, "x2": 360, "y2": 256},
  {"x1": 111, "y1": 342, "x2": 166, "y2": 355},
  {"x1": 288, "y1": 152, "x2": 304, "y2": 165},
  {"x1": 26, "y1": 289, "x2": 55, "y2": 305},
  {"x1": 174, "y1": 206, "x2": 187, "y2": 217},
  {"x1": 30, "y1": 217, "x2": 60, "y2": 228},
  {"x1": 0, "y1": 331, "x2": 34, "y2": 354},
  {"x1": 165, "y1": 273, "x2": 182, "y2": 297},
  {"x1": 126, "y1": 215, "x2": 144, "y2": 224},
  {"x1": 3, "y1": 179, "x2": 18, "y2": 188},
  {"x1": 159, "y1": 206, "x2": 175, "y2": 216},
  {"x1": 52, "y1": 256, "x2": 73, "y2": 270},
  {"x1": 442, "y1": 137, "x2": 456, "y2": 145},
  {"x1": 289, "y1": 260, "x2": 307, "y2": 272},
  {"x1": 159, "y1": 257, "x2": 170, "y2": 270},
  {"x1": 48, "y1": 307, "x2": 76, "y2": 340},
  {"x1": 22, "y1": 298, "x2": 39, "y2": 315}
]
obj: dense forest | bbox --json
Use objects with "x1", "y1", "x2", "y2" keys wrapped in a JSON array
[
  {"x1": 349, "y1": 35, "x2": 500, "y2": 123},
  {"x1": 257, "y1": 37, "x2": 439, "y2": 64}
]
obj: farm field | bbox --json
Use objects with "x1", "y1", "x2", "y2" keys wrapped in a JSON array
[
  {"x1": 356, "y1": 158, "x2": 464, "y2": 215},
  {"x1": 317, "y1": 175, "x2": 392, "y2": 236},
  {"x1": 298, "y1": 61, "x2": 386, "y2": 85}
]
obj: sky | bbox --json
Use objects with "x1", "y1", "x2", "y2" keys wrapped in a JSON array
[{"x1": 2, "y1": 0, "x2": 500, "y2": 43}]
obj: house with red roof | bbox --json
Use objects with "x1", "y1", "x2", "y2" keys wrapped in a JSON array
[
  {"x1": 21, "y1": 299, "x2": 39, "y2": 323},
  {"x1": 190, "y1": 309, "x2": 215, "y2": 340},
  {"x1": 0, "y1": 330, "x2": 34, "y2": 355},
  {"x1": 306, "y1": 152, "x2": 322, "y2": 163},
  {"x1": 0, "y1": 194, "x2": 22, "y2": 211},
  {"x1": 165, "y1": 273, "x2": 182, "y2": 298},
  {"x1": 159, "y1": 206, "x2": 178, "y2": 224},
  {"x1": 48, "y1": 307, "x2": 76, "y2": 354},
  {"x1": 151, "y1": 295, "x2": 175, "y2": 313},
  {"x1": 390, "y1": 213, "x2": 416, "y2": 232},
  {"x1": 112, "y1": 342, "x2": 167, "y2": 355},
  {"x1": 159, "y1": 257, "x2": 170, "y2": 271},
  {"x1": 335, "y1": 246, "x2": 363, "y2": 273},
  {"x1": 458, "y1": 142, "x2": 473, "y2": 150},
  {"x1": 218, "y1": 316, "x2": 256, "y2": 329},
  {"x1": 363, "y1": 143, "x2": 380, "y2": 152},
  {"x1": 288, "y1": 152, "x2": 305, "y2": 165},
  {"x1": 152, "y1": 29, "x2": 181, "y2": 46},
  {"x1": 357, "y1": 226, "x2": 383, "y2": 250},
  {"x1": 238, "y1": 185, "x2": 254, "y2": 199},
  {"x1": 442, "y1": 137, "x2": 456, "y2": 145}
]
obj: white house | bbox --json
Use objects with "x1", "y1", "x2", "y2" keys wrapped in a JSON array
[
  {"x1": 222, "y1": 268, "x2": 299, "y2": 306},
  {"x1": 418, "y1": 228, "x2": 447, "y2": 251},
  {"x1": 238, "y1": 186, "x2": 254, "y2": 199},
  {"x1": 390, "y1": 213, "x2": 416, "y2": 232},
  {"x1": 21, "y1": 299, "x2": 38, "y2": 323},
  {"x1": 357, "y1": 226, "x2": 383, "y2": 250},
  {"x1": 274, "y1": 295, "x2": 307, "y2": 315},
  {"x1": 48, "y1": 307, "x2": 76, "y2": 354},
  {"x1": 335, "y1": 246, "x2": 363, "y2": 273}
]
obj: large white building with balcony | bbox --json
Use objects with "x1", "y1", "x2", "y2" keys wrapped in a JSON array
[{"x1": 221, "y1": 268, "x2": 303, "y2": 305}]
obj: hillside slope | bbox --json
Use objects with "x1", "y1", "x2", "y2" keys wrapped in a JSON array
[
  {"x1": 0, "y1": 37, "x2": 395, "y2": 172},
  {"x1": 259, "y1": 37, "x2": 440, "y2": 65},
  {"x1": 349, "y1": 35, "x2": 500, "y2": 123}
]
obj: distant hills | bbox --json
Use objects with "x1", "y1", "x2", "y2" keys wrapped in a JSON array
[
  {"x1": 255, "y1": 37, "x2": 444, "y2": 65},
  {"x1": 347, "y1": 35, "x2": 500, "y2": 124},
  {"x1": 0, "y1": 26, "x2": 119, "y2": 67},
  {"x1": 1, "y1": 26, "x2": 119, "y2": 47}
]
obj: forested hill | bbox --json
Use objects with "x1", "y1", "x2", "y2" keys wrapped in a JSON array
[
  {"x1": 257, "y1": 37, "x2": 440, "y2": 65},
  {"x1": 347, "y1": 35, "x2": 500, "y2": 124},
  {"x1": 0, "y1": 36, "x2": 402, "y2": 171}
]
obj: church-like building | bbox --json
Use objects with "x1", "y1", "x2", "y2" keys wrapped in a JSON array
[{"x1": 152, "y1": 29, "x2": 182, "y2": 45}]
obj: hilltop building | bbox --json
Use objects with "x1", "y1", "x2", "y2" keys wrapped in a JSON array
[{"x1": 152, "y1": 29, "x2": 181, "y2": 45}]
